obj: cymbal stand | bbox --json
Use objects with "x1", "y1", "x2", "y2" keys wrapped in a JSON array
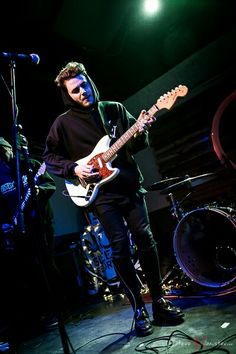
[
  {"x1": 168, "y1": 192, "x2": 184, "y2": 222},
  {"x1": 162, "y1": 192, "x2": 193, "y2": 292},
  {"x1": 169, "y1": 190, "x2": 194, "y2": 221}
]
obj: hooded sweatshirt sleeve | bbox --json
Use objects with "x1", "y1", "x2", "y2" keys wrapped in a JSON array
[{"x1": 43, "y1": 115, "x2": 78, "y2": 179}]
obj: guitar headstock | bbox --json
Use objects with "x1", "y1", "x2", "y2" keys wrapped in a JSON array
[
  {"x1": 156, "y1": 85, "x2": 188, "y2": 111},
  {"x1": 38, "y1": 162, "x2": 47, "y2": 176}
]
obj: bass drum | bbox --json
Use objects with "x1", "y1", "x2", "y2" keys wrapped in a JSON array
[{"x1": 173, "y1": 207, "x2": 236, "y2": 288}]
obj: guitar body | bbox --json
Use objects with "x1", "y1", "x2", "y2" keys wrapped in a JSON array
[{"x1": 65, "y1": 135, "x2": 120, "y2": 207}]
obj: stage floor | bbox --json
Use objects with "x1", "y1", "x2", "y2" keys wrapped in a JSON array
[{"x1": 11, "y1": 284, "x2": 236, "y2": 354}]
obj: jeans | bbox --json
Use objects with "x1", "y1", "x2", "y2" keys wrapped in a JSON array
[{"x1": 93, "y1": 191, "x2": 164, "y2": 309}]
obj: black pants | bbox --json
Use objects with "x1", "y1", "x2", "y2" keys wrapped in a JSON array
[{"x1": 93, "y1": 192, "x2": 163, "y2": 309}]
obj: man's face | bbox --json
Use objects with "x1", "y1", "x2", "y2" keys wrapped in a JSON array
[
  {"x1": 65, "y1": 74, "x2": 95, "y2": 107},
  {"x1": 0, "y1": 145, "x2": 13, "y2": 163}
]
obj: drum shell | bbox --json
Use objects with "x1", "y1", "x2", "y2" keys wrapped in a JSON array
[
  {"x1": 173, "y1": 207, "x2": 236, "y2": 287},
  {"x1": 211, "y1": 90, "x2": 236, "y2": 169}
]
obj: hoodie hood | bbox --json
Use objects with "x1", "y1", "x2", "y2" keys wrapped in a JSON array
[{"x1": 60, "y1": 74, "x2": 100, "y2": 112}]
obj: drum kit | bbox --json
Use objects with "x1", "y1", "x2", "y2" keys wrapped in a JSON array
[{"x1": 146, "y1": 172, "x2": 236, "y2": 290}]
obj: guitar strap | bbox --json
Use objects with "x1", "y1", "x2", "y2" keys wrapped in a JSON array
[
  {"x1": 99, "y1": 102, "x2": 125, "y2": 139},
  {"x1": 98, "y1": 102, "x2": 113, "y2": 137}
]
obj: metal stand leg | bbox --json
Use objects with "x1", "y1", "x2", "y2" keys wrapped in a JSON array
[{"x1": 161, "y1": 193, "x2": 193, "y2": 292}]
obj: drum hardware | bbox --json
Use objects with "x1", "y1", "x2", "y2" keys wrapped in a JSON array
[
  {"x1": 168, "y1": 191, "x2": 191, "y2": 222},
  {"x1": 145, "y1": 176, "x2": 187, "y2": 191},
  {"x1": 215, "y1": 245, "x2": 236, "y2": 272},
  {"x1": 160, "y1": 172, "x2": 218, "y2": 195},
  {"x1": 213, "y1": 206, "x2": 236, "y2": 215},
  {"x1": 161, "y1": 192, "x2": 196, "y2": 291},
  {"x1": 168, "y1": 193, "x2": 182, "y2": 222},
  {"x1": 162, "y1": 264, "x2": 194, "y2": 293}
]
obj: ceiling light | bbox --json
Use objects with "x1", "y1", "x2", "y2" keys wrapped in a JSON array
[{"x1": 143, "y1": 0, "x2": 161, "y2": 15}]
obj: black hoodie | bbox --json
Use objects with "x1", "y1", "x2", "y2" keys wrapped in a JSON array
[{"x1": 43, "y1": 74, "x2": 149, "y2": 196}]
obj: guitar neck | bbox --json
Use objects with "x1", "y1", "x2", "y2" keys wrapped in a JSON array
[{"x1": 103, "y1": 104, "x2": 158, "y2": 162}]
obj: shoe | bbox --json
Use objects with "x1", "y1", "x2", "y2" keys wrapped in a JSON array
[
  {"x1": 134, "y1": 306, "x2": 153, "y2": 337},
  {"x1": 152, "y1": 298, "x2": 184, "y2": 324}
]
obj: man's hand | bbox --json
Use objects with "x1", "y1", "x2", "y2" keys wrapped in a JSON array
[
  {"x1": 135, "y1": 110, "x2": 156, "y2": 137},
  {"x1": 74, "y1": 164, "x2": 100, "y2": 183}
]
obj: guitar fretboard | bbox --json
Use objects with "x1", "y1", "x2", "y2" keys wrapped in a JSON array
[{"x1": 102, "y1": 104, "x2": 159, "y2": 162}]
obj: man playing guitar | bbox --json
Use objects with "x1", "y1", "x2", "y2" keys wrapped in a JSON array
[{"x1": 43, "y1": 61, "x2": 185, "y2": 337}]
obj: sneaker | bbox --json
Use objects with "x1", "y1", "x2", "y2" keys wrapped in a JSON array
[
  {"x1": 134, "y1": 306, "x2": 153, "y2": 337},
  {"x1": 152, "y1": 298, "x2": 184, "y2": 324}
]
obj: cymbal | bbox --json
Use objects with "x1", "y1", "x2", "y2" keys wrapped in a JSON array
[
  {"x1": 160, "y1": 172, "x2": 217, "y2": 195},
  {"x1": 146, "y1": 177, "x2": 186, "y2": 191}
]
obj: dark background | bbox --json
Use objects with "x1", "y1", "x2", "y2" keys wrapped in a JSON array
[
  {"x1": 0, "y1": 0, "x2": 236, "y2": 238},
  {"x1": 0, "y1": 0, "x2": 235, "y2": 144}
]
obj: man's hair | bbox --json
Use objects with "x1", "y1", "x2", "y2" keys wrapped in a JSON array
[{"x1": 55, "y1": 62, "x2": 87, "y2": 87}]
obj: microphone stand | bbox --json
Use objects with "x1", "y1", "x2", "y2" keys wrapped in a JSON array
[
  {"x1": 8, "y1": 60, "x2": 71, "y2": 354},
  {"x1": 9, "y1": 59, "x2": 25, "y2": 234}
]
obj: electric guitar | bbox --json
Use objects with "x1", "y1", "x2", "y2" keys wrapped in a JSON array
[
  {"x1": 12, "y1": 162, "x2": 47, "y2": 226},
  {"x1": 65, "y1": 85, "x2": 188, "y2": 207}
]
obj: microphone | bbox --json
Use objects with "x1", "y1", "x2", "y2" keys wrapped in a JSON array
[{"x1": 0, "y1": 52, "x2": 40, "y2": 65}]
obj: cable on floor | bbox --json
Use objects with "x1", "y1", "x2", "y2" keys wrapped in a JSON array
[
  {"x1": 134, "y1": 330, "x2": 236, "y2": 353},
  {"x1": 135, "y1": 330, "x2": 203, "y2": 353}
]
